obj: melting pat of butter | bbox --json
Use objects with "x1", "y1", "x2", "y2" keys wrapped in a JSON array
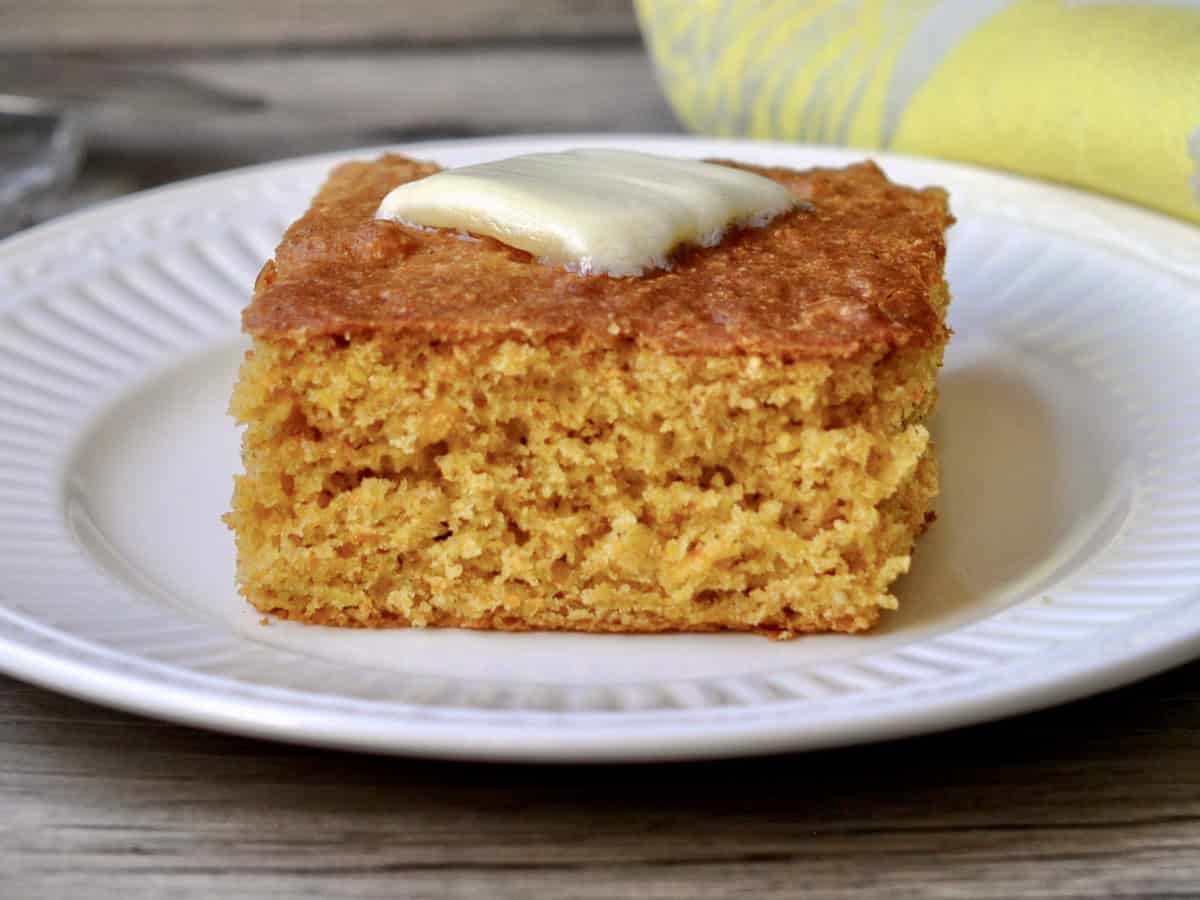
[{"x1": 374, "y1": 149, "x2": 799, "y2": 277}]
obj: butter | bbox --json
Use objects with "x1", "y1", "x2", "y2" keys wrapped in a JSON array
[{"x1": 374, "y1": 149, "x2": 799, "y2": 277}]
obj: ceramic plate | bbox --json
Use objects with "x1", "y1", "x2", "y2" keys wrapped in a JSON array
[{"x1": 1, "y1": 136, "x2": 1198, "y2": 762}]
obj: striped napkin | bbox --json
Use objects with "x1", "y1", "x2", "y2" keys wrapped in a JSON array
[{"x1": 637, "y1": 0, "x2": 1200, "y2": 225}]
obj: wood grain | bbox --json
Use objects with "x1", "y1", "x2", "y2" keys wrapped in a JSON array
[
  {"x1": 129, "y1": 45, "x2": 679, "y2": 151},
  {"x1": 3, "y1": 661, "x2": 1200, "y2": 899},
  {"x1": 0, "y1": 0, "x2": 640, "y2": 51},
  {"x1": 35, "y1": 44, "x2": 681, "y2": 223}
]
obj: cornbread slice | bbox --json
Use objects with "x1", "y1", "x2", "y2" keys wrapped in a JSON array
[{"x1": 227, "y1": 154, "x2": 952, "y2": 637}]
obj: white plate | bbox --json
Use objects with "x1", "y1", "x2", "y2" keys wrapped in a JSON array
[{"x1": 1, "y1": 135, "x2": 1199, "y2": 762}]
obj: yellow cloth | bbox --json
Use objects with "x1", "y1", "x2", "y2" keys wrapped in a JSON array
[{"x1": 636, "y1": 0, "x2": 1200, "y2": 224}]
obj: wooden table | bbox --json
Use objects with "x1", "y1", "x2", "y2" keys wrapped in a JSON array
[
  {"x1": 5, "y1": 662, "x2": 1200, "y2": 899},
  {"x1": 4, "y1": 7, "x2": 1200, "y2": 896}
]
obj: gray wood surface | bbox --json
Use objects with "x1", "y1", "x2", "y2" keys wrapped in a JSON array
[
  {"x1": 4, "y1": 662, "x2": 1200, "y2": 899},
  {"x1": 34, "y1": 43, "x2": 681, "y2": 222},
  {"x1": 0, "y1": 0, "x2": 639, "y2": 50},
  {"x1": 91, "y1": 45, "x2": 681, "y2": 157}
]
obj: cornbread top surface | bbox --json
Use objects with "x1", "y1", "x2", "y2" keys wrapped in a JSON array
[{"x1": 245, "y1": 154, "x2": 952, "y2": 358}]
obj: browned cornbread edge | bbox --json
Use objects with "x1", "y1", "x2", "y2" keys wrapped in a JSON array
[{"x1": 242, "y1": 155, "x2": 952, "y2": 360}]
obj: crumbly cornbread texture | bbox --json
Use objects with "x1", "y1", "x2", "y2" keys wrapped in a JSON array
[{"x1": 227, "y1": 154, "x2": 952, "y2": 637}]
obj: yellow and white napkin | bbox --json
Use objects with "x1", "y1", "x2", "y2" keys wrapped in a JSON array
[{"x1": 637, "y1": 0, "x2": 1200, "y2": 224}]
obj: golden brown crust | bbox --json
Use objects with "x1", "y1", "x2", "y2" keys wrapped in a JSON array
[
  {"x1": 261, "y1": 604, "x2": 881, "y2": 639},
  {"x1": 244, "y1": 154, "x2": 952, "y2": 359}
]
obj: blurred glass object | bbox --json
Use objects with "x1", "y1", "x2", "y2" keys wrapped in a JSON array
[{"x1": 0, "y1": 95, "x2": 83, "y2": 237}]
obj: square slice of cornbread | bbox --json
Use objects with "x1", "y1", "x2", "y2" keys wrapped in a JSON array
[{"x1": 227, "y1": 154, "x2": 952, "y2": 637}]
